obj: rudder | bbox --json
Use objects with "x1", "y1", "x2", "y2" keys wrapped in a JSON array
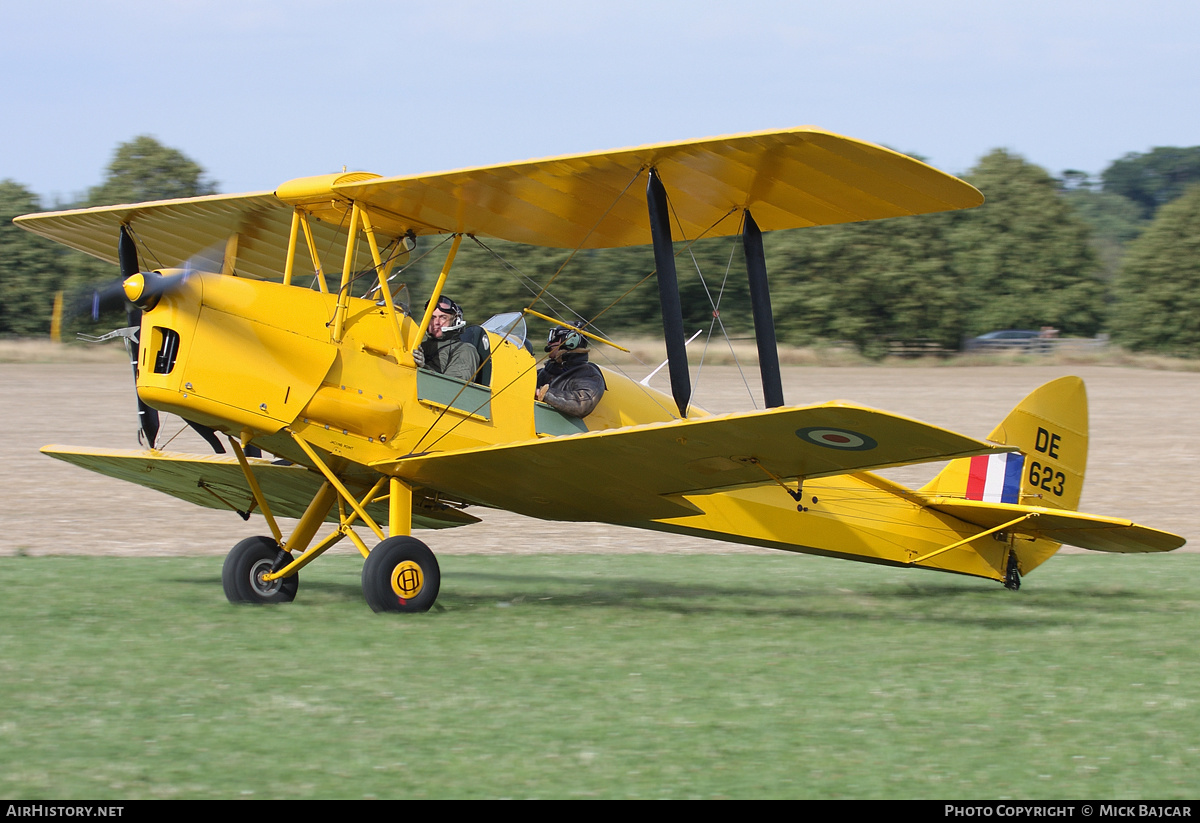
[{"x1": 921, "y1": 376, "x2": 1088, "y2": 511}]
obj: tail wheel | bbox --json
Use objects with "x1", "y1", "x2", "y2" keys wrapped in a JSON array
[
  {"x1": 362, "y1": 536, "x2": 440, "y2": 613},
  {"x1": 222, "y1": 536, "x2": 299, "y2": 604},
  {"x1": 1004, "y1": 550, "x2": 1022, "y2": 591}
]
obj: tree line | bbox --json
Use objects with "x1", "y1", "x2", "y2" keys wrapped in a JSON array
[
  {"x1": 1, "y1": 136, "x2": 215, "y2": 336},
  {"x1": 3, "y1": 136, "x2": 1199, "y2": 356}
]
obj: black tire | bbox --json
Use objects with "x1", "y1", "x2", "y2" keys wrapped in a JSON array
[
  {"x1": 361, "y1": 536, "x2": 440, "y2": 613},
  {"x1": 1004, "y1": 550, "x2": 1022, "y2": 591},
  {"x1": 222, "y1": 536, "x2": 299, "y2": 604}
]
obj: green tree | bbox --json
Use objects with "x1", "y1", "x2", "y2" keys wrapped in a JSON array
[
  {"x1": 1110, "y1": 184, "x2": 1200, "y2": 355},
  {"x1": 86, "y1": 135, "x2": 217, "y2": 206},
  {"x1": 765, "y1": 215, "x2": 963, "y2": 356},
  {"x1": 1062, "y1": 189, "x2": 1146, "y2": 246},
  {"x1": 72, "y1": 136, "x2": 219, "y2": 329},
  {"x1": 1102, "y1": 146, "x2": 1200, "y2": 219},
  {"x1": 1062, "y1": 188, "x2": 1147, "y2": 283},
  {"x1": 0, "y1": 180, "x2": 64, "y2": 335},
  {"x1": 950, "y1": 150, "x2": 1105, "y2": 337},
  {"x1": 0, "y1": 137, "x2": 221, "y2": 337},
  {"x1": 1057, "y1": 169, "x2": 1097, "y2": 192}
]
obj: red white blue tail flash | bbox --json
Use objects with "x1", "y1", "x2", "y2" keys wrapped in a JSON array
[{"x1": 965, "y1": 453, "x2": 1025, "y2": 504}]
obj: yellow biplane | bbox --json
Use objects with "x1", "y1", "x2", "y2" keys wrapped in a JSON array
[{"x1": 16, "y1": 127, "x2": 1184, "y2": 612}]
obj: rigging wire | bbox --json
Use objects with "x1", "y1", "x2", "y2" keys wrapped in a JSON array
[
  {"x1": 657, "y1": 185, "x2": 756, "y2": 412},
  {"x1": 706, "y1": 215, "x2": 760, "y2": 408},
  {"x1": 470, "y1": 236, "x2": 596, "y2": 332},
  {"x1": 408, "y1": 165, "x2": 687, "y2": 450},
  {"x1": 584, "y1": 201, "x2": 735, "y2": 328},
  {"x1": 521, "y1": 165, "x2": 648, "y2": 317},
  {"x1": 409, "y1": 167, "x2": 750, "y2": 449},
  {"x1": 581, "y1": 203, "x2": 742, "y2": 415},
  {"x1": 360, "y1": 233, "x2": 457, "y2": 305},
  {"x1": 308, "y1": 204, "x2": 355, "y2": 294},
  {"x1": 155, "y1": 419, "x2": 187, "y2": 451},
  {"x1": 685, "y1": 217, "x2": 758, "y2": 410},
  {"x1": 124, "y1": 225, "x2": 162, "y2": 272}
]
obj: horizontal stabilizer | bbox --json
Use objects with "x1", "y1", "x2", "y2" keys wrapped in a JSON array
[
  {"x1": 381, "y1": 402, "x2": 1011, "y2": 523},
  {"x1": 923, "y1": 498, "x2": 1185, "y2": 553},
  {"x1": 42, "y1": 445, "x2": 479, "y2": 530}
]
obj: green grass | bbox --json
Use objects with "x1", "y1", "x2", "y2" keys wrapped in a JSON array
[{"x1": 1, "y1": 553, "x2": 1197, "y2": 799}]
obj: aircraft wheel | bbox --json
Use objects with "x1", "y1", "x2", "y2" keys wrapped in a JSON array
[
  {"x1": 222, "y1": 536, "x2": 299, "y2": 604},
  {"x1": 362, "y1": 536, "x2": 440, "y2": 613},
  {"x1": 1003, "y1": 551, "x2": 1021, "y2": 591}
]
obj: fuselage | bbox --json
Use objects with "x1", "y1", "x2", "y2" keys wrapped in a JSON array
[
  {"x1": 133, "y1": 269, "x2": 691, "y2": 478},
  {"x1": 131, "y1": 268, "x2": 1043, "y2": 584}
]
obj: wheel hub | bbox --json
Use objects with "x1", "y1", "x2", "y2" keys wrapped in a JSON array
[
  {"x1": 389, "y1": 560, "x2": 424, "y2": 600},
  {"x1": 250, "y1": 558, "x2": 283, "y2": 596}
]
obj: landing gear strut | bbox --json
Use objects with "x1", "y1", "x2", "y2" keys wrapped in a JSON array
[{"x1": 1004, "y1": 551, "x2": 1021, "y2": 591}]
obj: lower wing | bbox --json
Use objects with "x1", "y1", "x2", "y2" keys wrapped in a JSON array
[
  {"x1": 380, "y1": 402, "x2": 1013, "y2": 522},
  {"x1": 42, "y1": 445, "x2": 480, "y2": 530}
]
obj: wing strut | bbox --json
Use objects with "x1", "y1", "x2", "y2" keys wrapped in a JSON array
[
  {"x1": 743, "y1": 210, "x2": 785, "y2": 408},
  {"x1": 646, "y1": 169, "x2": 691, "y2": 418}
]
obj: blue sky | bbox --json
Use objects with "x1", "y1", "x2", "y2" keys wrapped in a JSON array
[{"x1": 6, "y1": 0, "x2": 1198, "y2": 204}]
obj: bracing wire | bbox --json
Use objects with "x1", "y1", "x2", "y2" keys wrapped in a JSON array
[
  {"x1": 408, "y1": 167, "x2": 751, "y2": 449},
  {"x1": 521, "y1": 166, "x2": 648, "y2": 316},
  {"x1": 659, "y1": 186, "x2": 757, "y2": 411}
]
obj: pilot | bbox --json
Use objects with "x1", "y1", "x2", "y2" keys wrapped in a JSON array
[
  {"x1": 535, "y1": 323, "x2": 606, "y2": 418},
  {"x1": 415, "y1": 296, "x2": 480, "y2": 382}
]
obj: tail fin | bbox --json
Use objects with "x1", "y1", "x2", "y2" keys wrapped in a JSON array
[
  {"x1": 921, "y1": 376, "x2": 1088, "y2": 511},
  {"x1": 919, "y1": 377, "x2": 1181, "y2": 575}
]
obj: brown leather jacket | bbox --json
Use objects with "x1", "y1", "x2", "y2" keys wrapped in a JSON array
[{"x1": 536, "y1": 353, "x2": 606, "y2": 418}]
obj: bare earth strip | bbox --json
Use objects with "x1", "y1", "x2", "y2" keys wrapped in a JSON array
[{"x1": 1, "y1": 362, "x2": 1193, "y2": 556}]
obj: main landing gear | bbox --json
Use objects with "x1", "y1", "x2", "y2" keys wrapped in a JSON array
[
  {"x1": 221, "y1": 533, "x2": 441, "y2": 612},
  {"x1": 222, "y1": 439, "x2": 441, "y2": 612},
  {"x1": 222, "y1": 536, "x2": 299, "y2": 604},
  {"x1": 361, "y1": 536, "x2": 441, "y2": 613}
]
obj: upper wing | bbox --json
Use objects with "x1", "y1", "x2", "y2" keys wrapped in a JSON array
[
  {"x1": 16, "y1": 127, "x2": 984, "y2": 269},
  {"x1": 13, "y1": 172, "x2": 392, "y2": 280},
  {"x1": 922, "y1": 498, "x2": 1185, "y2": 553},
  {"x1": 379, "y1": 402, "x2": 1011, "y2": 522},
  {"x1": 42, "y1": 445, "x2": 480, "y2": 531},
  {"x1": 336, "y1": 126, "x2": 984, "y2": 249},
  {"x1": 15, "y1": 191, "x2": 300, "y2": 281}
]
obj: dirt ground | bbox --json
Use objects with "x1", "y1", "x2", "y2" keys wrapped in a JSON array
[{"x1": 1, "y1": 361, "x2": 1194, "y2": 556}]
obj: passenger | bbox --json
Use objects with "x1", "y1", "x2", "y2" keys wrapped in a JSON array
[
  {"x1": 535, "y1": 324, "x2": 606, "y2": 418},
  {"x1": 415, "y1": 296, "x2": 480, "y2": 383}
]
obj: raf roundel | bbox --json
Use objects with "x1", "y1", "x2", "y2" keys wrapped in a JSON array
[{"x1": 795, "y1": 427, "x2": 878, "y2": 451}]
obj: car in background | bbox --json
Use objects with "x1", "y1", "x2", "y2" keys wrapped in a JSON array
[{"x1": 964, "y1": 329, "x2": 1045, "y2": 351}]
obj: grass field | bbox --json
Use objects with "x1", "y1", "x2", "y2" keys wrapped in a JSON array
[{"x1": 2, "y1": 552, "x2": 1196, "y2": 799}]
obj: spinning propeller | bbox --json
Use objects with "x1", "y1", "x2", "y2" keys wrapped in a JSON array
[
  {"x1": 117, "y1": 225, "x2": 162, "y2": 450},
  {"x1": 73, "y1": 227, "x2": 232, "y2": 454}
]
